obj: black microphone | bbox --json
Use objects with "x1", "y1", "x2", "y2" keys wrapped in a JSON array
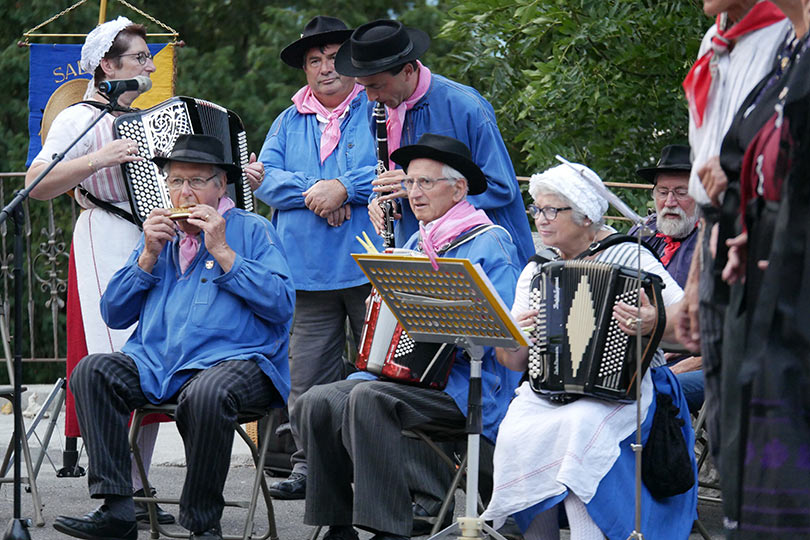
[{"x1": 98, "y1": 76, "x2": 152, "y2": 95}]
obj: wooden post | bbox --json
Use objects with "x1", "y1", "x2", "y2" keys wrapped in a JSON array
[{"x1": 98, "y1": 0, "x2": 107, "y2": 24}]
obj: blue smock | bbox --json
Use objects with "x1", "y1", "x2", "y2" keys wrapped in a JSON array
[
  {"x1": 256, "y1": 91, "x2": 382, "y2": 291},
  {"x1": 101, "y1": 208, "x2": 295, "y2": 405}
]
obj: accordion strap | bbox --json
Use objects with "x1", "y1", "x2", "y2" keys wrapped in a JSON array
[
  {"x1": 437, "y1": 224, "x2": 503, "y2": 255},
  {"x1": 574, "y1": 233, "x2": 662, "y2": 262},
  {"x1": 77, "y1": 186, "x2": 139, "y2": 228}
]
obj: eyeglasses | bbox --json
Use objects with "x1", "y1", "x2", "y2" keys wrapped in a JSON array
[
  {"x1": 400, "y1": 176, "x2": 454, "y2": 192},
  {"x1": 528, "y1": 205, "x2": 572, "y2": 221},
  {"x1": 117, "y1": 51, "x2": 153, "y2": 65},
  {"x1": 165, "y1": 174, "x2": 218, "y2": 190},
  {"x1": 653, "y1": 187, "x2": 690, "y2": 201}
]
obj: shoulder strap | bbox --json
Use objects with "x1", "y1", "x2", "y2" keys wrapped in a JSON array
[
  {"x1": 77, "y1": 100, "x2": 108, "y2": 111},
  {"x1": 437, "y1": 224, "x2": 502, "y2": 255},
  {"x1": 574, "y1": 233, "x2": 662, "y2": 262},
  {"x1": 77, "y1": 186, "x2": 139, "y2": 228}
]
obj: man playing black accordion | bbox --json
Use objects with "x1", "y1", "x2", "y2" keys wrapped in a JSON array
[{"x1": 295, "y1": 134, "x2": 521, "y2": 540}]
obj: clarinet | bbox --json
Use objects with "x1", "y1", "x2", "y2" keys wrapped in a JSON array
[{"x1": 373, "y1": 102, "x2": 396, "y2": 248}]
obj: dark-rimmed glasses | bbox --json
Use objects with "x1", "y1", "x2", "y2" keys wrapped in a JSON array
[
  {"x1": 400, "y1": 176, "x2": 454, "y2": 192},
  {"x1": 117, "y1": 51, "x2": 153, "y2": 65},
  {"x1": 528, "y1": 205, "x2": 572, "y2": 221},
  {"x1": 165, "y1": 174, "x2": 218, "y2": 191}
]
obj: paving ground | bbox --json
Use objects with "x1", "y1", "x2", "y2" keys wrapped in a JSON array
[{"x1": 0, "y1": 385, "x2": 725, "y2": 539}]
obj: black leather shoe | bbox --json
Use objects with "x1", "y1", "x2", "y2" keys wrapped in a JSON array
[
  {"x1": 134, "y1": 487, "x2": 176, "y2": 525},
  {"x1": 190, "y1": 526, "x2": 223, "y2": 539},
  {"x1": 268, "y1": 471, "x2": 306, "y2": 500},
  {"x1": 53, "y1": 505, "x2": 137, "y2": 540},
  {"x1": 411, "y1": 502, "x2": 453, "y2": 536},
  {"x1": 322, "y1": 526, "x2": 359, "y2": 540}
]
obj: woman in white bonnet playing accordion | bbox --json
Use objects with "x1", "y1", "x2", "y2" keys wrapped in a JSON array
[
  {"x1": 481, "y1": 163, "x2": 697, "y2": 539},
  {"x1": 23, "y1": 16, "x2": 173, "y2": 524}
]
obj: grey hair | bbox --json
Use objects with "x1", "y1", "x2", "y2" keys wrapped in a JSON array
[
  {"x1": 441, "y1": 163, "x2": 468, "y2": 195},
  {"x1": 532, "y1": 183, "x2": 604, "y2": 232},
  {"x1": 162, "y1": 162, "x2": 226, "y2": 187}
]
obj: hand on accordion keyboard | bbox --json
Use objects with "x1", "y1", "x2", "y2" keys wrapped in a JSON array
[
  {"x1": 93, "y1": 138, "x2": 144, "y2": 171},
  {"x1": 613, "y1": 288, "x2": 656, "y2": 336},
  {"x1": 244, "y1": 152, "x2": 264, "y2": 191}
]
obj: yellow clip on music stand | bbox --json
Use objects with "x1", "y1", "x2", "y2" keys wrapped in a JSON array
[{"x1": 353, "y1": 253, "x2": 527, "y2": 540}]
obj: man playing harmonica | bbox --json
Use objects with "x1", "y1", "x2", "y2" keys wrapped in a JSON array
[{"x1": 54, "y1": 134, "x2": 294, "y2": 540}]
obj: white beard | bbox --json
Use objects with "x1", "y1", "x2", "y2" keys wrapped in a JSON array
[{"x1": 657, "y1": 207, "x2": 698, "y2": 238}]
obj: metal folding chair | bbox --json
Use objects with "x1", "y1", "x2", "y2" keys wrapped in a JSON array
[{"x1": 129, "y1": 403, "x2": 279, "y2": 540}]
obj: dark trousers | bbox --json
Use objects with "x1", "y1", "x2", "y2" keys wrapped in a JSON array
[
  {"x1": 288, "y1": 284, "x2": 370, "y2": 473},
  {"x1": 298, "y1": 379, "x2": 466, "y2": 536},
  {"x1": 70, "y1": 352, "x2": 279, "y2": 532}
]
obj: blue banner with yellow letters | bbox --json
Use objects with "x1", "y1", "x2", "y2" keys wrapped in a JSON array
[{"x1": 27, "y1": 42, "x2": 175, "y2": 166}]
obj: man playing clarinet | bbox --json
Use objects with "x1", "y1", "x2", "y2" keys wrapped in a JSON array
[
  {"x1": 335, "y1": 19, "x2": 534, "y2": 266},
  {"x1": 252, "y1": 16, "x2": 380, "y2": 500},
  {"x1": 296, "y1": 134, "x2": 521, "y2": 540}
]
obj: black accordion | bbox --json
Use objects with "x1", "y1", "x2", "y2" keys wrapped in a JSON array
[
  {"x1": 113, "y1": 96, "x2": 255, "y2": 225},
  {"x1": 527, "y1": 260, "x2": 665, "y2": 403}
]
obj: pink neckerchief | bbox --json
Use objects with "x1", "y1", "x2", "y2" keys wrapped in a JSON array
[
  {"x1": 419, "y1": 200, "x2": 492, "y2": 270},
  {"x1": 292, "y1": 83, "x2": 363, "y2": 164},
  {"x1": 682, "y1": 2, "x2": 784, "y2": 127},
  {"x1": 385, "y1": 61, "x2": 432, "y2": 168},
  {"x1": 178, "y1": 196, "x2": 236, "y2": 273}
]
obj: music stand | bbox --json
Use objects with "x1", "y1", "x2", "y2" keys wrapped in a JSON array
[{"x1": 353, "y1": 253, "x2": 528, "y2": 540}]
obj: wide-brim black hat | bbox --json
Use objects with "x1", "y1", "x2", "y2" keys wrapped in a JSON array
[
  {"x1": 636, "y1": 144, "x2": 691, "y2": 183},
  {"x1": 391, "y1": 133, "x2": 487, "y2": 195},
  {"x1": 280, "y1": 16, "x2": 353, "y2": 69},
  {"x1": 152, "y1": 134, "x2": 241, "y2": 184},
  {"x1": 334, "y1": 19, "x2": 430, "y2": 77}
]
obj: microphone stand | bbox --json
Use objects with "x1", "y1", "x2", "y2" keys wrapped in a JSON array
[{"x1": 0, "y1": 91, "x2": 122, "y2": 540}]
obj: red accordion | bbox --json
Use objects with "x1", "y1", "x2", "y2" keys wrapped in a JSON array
[{"x1": 357, "y1": 290, "x2": 456, "y2": 389}]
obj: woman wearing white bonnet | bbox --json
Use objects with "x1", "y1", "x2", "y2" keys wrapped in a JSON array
[
  {"x1": 480, "y1": 161, "x2": 697, "y2": 539},
  {"x1": 24, "y1": 17, "x2": 173, "y2": 526}
]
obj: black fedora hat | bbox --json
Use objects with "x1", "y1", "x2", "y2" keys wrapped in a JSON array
[
  {"x1": 152, "y1": 134, "x2": 241, "y2": 184},
  {"x1": 391, "y1": 133, "x2": 487, "y2": 195},
  {"x1": 280, "y1": 16, "x2": 353, "y2": 69},
  {"x1": 636, "y1": 144, "x2": 692, "y2": 183},
  {"x1": 334, "y1": 19, "x2": 430, "y2": 77}
]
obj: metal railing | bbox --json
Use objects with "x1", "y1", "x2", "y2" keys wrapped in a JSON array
[
  {"x1": 1, "y1": 172, "x2": 77, "y2": 362},
  {"x1": 0, "y1": 172, "x2": 653, "y2": 364}
]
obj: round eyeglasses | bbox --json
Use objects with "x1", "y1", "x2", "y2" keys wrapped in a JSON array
[
  {"x1": 400, "y1": 176, "x2": 454, "y2": 192},
  {"x1": 117, "y1": 51, "x2": 153, "y2": 65},
  {"x1": 528, "y1": 205, "x2": 572, "y2": 221},
  {"x1": 165, "y1": 174, "x2": 218, "y2": 191}
]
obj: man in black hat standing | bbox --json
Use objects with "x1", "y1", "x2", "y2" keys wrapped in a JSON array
[
  {"x1": 295, "y1": 134, "x2": 521, "y2": 540},
  {"x1": 633, "y1": 144, "x2": 699, "y2": 287},
  {"x1": 334, "y1": 19, "x2": 534, "y2": 267},
  {"x1": 253, "y1": 15, "x2": 380, "y2": 500},
  {"x1": 632, "y1": 144, "x2": 703, "y2": 413},
  {"x1": 54, "y1": 134, "x2": 295, "y2": 540}
]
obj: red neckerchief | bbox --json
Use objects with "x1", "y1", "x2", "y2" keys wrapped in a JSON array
[
  {"x1": 682, "y1": 2, "x2": 785, "y2": 127},
  {"x1": 655, "y1": 232, "x2": 681, "y2": 266}
]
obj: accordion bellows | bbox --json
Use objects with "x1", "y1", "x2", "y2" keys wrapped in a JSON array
[
  {"x1": 114, "y1": 96, "x2": 255, "y2": 224},
  {"x1": 527, "y1": 260, "x2": 665, "y2": 403}
]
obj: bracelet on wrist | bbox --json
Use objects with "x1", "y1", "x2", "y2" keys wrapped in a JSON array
[{"x1": 88, "y1": 159, "x2": 98, "y2": 173}]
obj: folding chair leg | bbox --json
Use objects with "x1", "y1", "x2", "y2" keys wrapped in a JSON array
[
  {"x1": 430, "y1": 452, "x2": 466, "y2": 535},
  {"x1": 18, "y1": 415, "x2": 44, "y2": 527},
  {"x1": 129, "y1": 409, "x2": 159, "y2": 540},
  {"x1": 234, "y1": 419, "x2": 279, "y2": 540}
]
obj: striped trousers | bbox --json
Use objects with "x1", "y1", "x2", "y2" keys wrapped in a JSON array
[
  {"x1": 298, "y1": 379, "x2": 467, "y2": 536},
  {"x1": 70, "y1": 352, "x2": 279, "y2": 532}
]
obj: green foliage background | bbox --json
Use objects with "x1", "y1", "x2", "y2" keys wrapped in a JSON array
[{"x1": 0, "y1": 0, "x2": 707, "y2": 380}]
